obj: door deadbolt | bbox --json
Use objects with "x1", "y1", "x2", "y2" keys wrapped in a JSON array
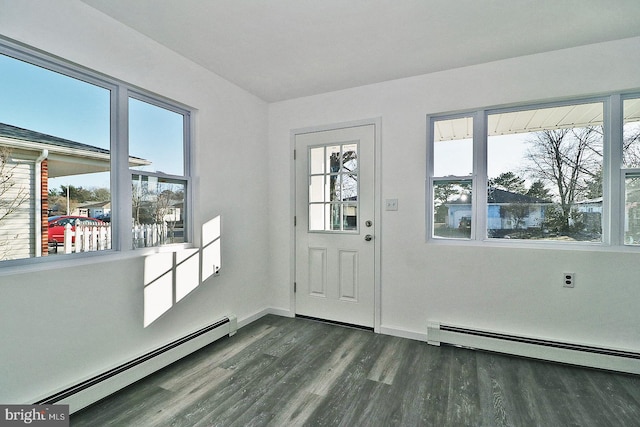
[{"x1": 365, "y1": 220, "x2": 373, "y2": 227}]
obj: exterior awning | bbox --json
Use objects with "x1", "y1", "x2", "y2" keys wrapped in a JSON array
[
  {"x1": 435, "y1": 98, "x2": 640, "y2": 141},
  {"x1": 0, "y1": 123, "x2": 150, "y2": 178}
]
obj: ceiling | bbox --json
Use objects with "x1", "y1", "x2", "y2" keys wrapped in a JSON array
[{"x1": 81, "y1": 0, "x2": 640, "y2": 102}]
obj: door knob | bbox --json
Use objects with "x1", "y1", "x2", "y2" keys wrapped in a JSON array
[{"x1": 364, "y1": 234, "x2": 373, "y2": 241}]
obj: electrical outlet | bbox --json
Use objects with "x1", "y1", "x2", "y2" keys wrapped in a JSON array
[{"x1": 563, "y1": 272, "x2": 575, "y2": 288}]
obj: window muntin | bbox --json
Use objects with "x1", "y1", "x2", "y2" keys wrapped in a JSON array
[
  {"x1": 308, "y1": 143, "x2": 359, "y2": 232},
  {"x1": 0, "y1": 52, "x2": 111, "y2": 261},
  {"x1": 129, "y1": 97, "x2": 189, "y2": 249},
  {"x1": 486, "y1": 103, "x2": 603, "y2": 242}
]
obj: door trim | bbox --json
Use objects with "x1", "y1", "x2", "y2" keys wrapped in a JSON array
[{"x1": 290, "y1": 118, "x2": 382, "y2": 332}]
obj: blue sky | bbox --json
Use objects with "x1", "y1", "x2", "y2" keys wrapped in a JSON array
[{"x1": 0, "y1": 53, "x2": 183, "y2": 190}]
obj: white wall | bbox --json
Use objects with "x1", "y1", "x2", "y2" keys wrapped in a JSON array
[
  {"x1": 0, "y1": 0, "x2": 269, "y2": 403},
  {"x1": 268, "y1": 37, "x2": 640, "y2": 352}
]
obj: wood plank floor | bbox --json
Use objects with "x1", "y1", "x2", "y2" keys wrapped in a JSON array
[{"x1": 71, "y1": 315, "x2": 640, "y2": 426}]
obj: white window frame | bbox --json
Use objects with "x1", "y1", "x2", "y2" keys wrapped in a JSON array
[
  {"x1": 0, "y1": 37, "x2": 193, "y2": 269},
  {"x1": 126, "y1": 91, "x2": 192, "y2": 250},
  {"x1": 427, "y1": 93, "x2": 640, "y2": 251}
]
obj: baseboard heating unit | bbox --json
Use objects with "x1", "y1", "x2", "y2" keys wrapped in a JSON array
[
  {"x1": 35, "y1": 315, "x2": 237, "y2": 413},
  {"x1": 427, "y1": 322, "x2": 640, "y2": 375}
]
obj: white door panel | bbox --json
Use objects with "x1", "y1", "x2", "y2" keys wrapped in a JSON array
[{"x1": 295, "y1": 125, "x2": 375, "y2": 327}]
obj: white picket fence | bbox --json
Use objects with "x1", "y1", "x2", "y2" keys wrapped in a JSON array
[
  {"x1": 61, "y1": 222, "x2": 168, "y2": 253},
  {"x1": 132, "y1": 223, "x2": 169, "y2": 249}
]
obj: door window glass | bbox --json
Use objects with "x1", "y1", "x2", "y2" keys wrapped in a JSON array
[{"x1": 308, "y1": 143, "x2": 359, "y2": 232}]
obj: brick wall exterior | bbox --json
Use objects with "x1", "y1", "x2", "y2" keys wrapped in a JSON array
[{"x1": 41, "y1": 159, "x2": 48, "y2": 256}]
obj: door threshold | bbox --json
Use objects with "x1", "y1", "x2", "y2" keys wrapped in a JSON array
[{"x1": 295, "y1": 314, "x2": 374, "y2": 332}]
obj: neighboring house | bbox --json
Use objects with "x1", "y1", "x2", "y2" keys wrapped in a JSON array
[
  {"x1": 72, "y1": 201, "x2": 111, "y2": 218},
  {"x1": 445, "y1": 188, "x2": 552, "y2": 232},
  {"x1": 575, "y1": 197, "x2": 603, "y2": 232},
  {"x1": 0, "y1": 123, "x2": 148, "y2": 260},
  {"x1": 163, "y1": 202, "x2": 181, "y2": 223}
]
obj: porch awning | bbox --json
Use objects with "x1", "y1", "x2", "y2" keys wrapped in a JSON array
[{"x1": 435, "y1": 98, "x2": 640, "y2": 141}]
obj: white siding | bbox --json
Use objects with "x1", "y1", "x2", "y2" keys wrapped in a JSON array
[{"x1": 0, "y1": 160, "x2": 34, "y2": 260}]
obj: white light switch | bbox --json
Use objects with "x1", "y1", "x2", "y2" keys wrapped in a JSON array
[{"x1": 385, "y1": 199, "x2": 398, "y2": 211}]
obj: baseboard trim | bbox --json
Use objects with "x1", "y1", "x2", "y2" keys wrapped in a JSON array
[
  {"x1": 237, "y1": 307, "x2": 293, "y2": 329},
  {"x1": 428, "y1": 322, "x2": 640, "y2": 375},
  {"x1": 379, "y1": 325, "x2": 427, "y2": 342}
]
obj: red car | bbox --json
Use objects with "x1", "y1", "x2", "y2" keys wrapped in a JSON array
[{"x1": 48, "y1": 215, "x2": 105, "y2": 246}]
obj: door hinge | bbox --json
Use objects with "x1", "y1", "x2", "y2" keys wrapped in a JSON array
[
  {"x1": 294, "y1": 149, "x2": 297, "y2": 160},
  {"x1": 294, "y1": 216, "x2": 297, "y2": 226},
  {"x1": 294, "y1": 282, "x2": 297, "y2": 293}
]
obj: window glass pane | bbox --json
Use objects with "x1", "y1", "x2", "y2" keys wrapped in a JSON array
[
  {"x1": 433, "y1": 179, "x2": 472, "y2": 239},
  {"x1": 343, "y1": 204, "x2": 357, "y2": 230},
  {"x1": 433, "y1": 117, "x2": 473, "y2": 177},
  {"x1": 129, "y1": 98, "x2": 184, "y2": 176},
  {"x1": 329, "y1": 174, "x2": 341, "y2": 201},
  {"x1": 309, "y1": 175, "x2": 324, "y2": 203},
  {"x1": 309, "y1": 204, "x2": 325, "y2": 231},
  {"x1": 310, "y1": 147, "x2": 324, "y2": 174},
  {"x1": 624, "y1": 174, "x2": 640, "y2": 245},
  {"x1": 342, "y1": 143, "x2": 358, "y2": 172},
  {"x1": 623, "y1": 98, "x2": 640, "y2": 167},
  {"x1": 0, "y1": 53, "x2": 111, "y2": 260},
  {"x1": 342, "y1": 173, "x2": 358, "y2": 201},
  {"x1": 326, "y1": 145, "x2": 341, "y2": 173},
  {"x1": 132, "y1": 174, "x2": 185, "y2": 248},
  {"x1": 487, "y1": 102, "x2": 603, "y2": 242},
  {"x1": 330, "y1": 204, "x2": 341, "y2": 230}
]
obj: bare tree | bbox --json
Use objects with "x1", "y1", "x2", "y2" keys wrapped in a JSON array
[
  {"x1": 132, "y1": 182, "x2": 145, "y2": 225},
  {"x1": 524, "y1": 126, "x2": 602, "y2": 231},
  {"x1": 623, "y1": 123, "x2": 640, "y2": 167}
]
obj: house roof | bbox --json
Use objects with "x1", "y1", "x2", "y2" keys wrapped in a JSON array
[
  {"x1": 0, "y1": 123, "x2": 110, "y2": 155},
  {"x1": 76, "y1": 200, "x2": 111, "y2": 209},
  {"x1": 488, "y1": 188, "x2": 551, "y2": 204},
  {"x1": 0, "y1": 123, "x2": 150, "y2": 178}
]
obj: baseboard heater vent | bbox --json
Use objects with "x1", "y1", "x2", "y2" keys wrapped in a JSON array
[
  {"x1": 35, "y1": 315, "x2": 237, "y2": 413},
  {"x1": 427, "y1": 322, "x2": 640, "y2": 375}
]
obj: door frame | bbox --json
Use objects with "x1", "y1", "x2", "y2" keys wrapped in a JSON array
[{"x1": 290, "y1": 118, "x2": 382, "y2": 332}]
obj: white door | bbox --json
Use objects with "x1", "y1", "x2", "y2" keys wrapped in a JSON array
[{"x1": 295, "y1": 124, "x2": 375, "y2": 328}]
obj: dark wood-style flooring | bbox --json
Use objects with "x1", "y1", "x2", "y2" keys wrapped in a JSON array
[{"x1": 71, "y1": 315, "x2": 640, "y2": 426}]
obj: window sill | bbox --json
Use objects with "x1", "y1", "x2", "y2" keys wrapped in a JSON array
[
  {"x1": 0, "y1": 243, "x2": 195, "y2": 277},
  {"x1": 426, "y1": 237, "x2": 640, "y2": 253}
]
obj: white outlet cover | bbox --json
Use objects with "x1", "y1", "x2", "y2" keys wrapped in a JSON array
[
  {"x1": 385, "y1": 199, "x2": 398, "y2": 211},
  {"x1": 563, "y1": 272, "x2": 575, "y2": 288}
]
